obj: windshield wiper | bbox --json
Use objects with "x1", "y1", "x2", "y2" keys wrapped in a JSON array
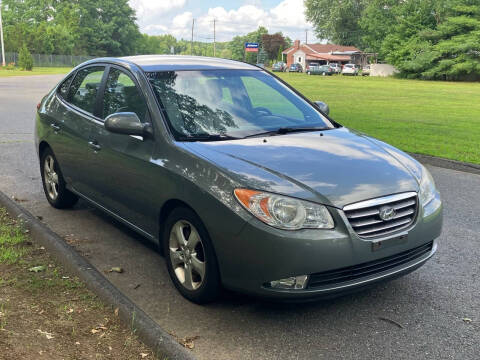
[
  {"x1": 177, "y1": 134, "x2": 241, "y2": 142},
  {"x1": 243, "y1": 126, "x2": 330, "y2": 138}
]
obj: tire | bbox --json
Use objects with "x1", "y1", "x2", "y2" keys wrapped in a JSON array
[
  {"x1": 163, "y1": 207, "x2": 221, "y2": 304},
  {"x1": 40, "y1": 147, "x2": 78, "y2": 209}
]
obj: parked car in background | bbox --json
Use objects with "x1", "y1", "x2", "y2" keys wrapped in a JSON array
[
  {"x1": 307, "y1": 65, "x2": 333, "y2": 76},
  {"x1": 256, "y1": 63, "x2": 265, "y2": 69},
  {"x1": 271, "y1": 62, "x2": 286, "y2": 72},
  {"x1": 35, "y1": 55, "x2": 442, "y2": 304},
  {"x1": 289, "y1": 63, "x2": 303, "y2": 72},
  {"x1": 362, "y1": 65, "x2": 371, "y2": 76},
  {"x1": 342, "y1": 63, "x2": 359, "y2": 76},
  {"x1": 329, "y1": 63, "x2": 341, "y2": 74}
]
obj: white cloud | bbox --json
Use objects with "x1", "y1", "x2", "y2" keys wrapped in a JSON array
[{"x1": 130, "y1": 0, "x2": 316, "y2": 43}]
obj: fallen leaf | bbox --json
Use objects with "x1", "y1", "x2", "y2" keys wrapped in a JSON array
[
  {"x1": 114, "y1": 308, "x2": 119, "y2": 317},
  {"x1": 67, "y1": 308, "x2": 74, "y2": 314},
  {"x1": 108, "y1": 346, "x2": 112, "y2": 351},
  {"x1": 180, "y1": 335, "x2": 200, "y2": 349},
  {"x1": 28, "y1": 266, "x2": 46, "y2": 273},
  {"x1": 37, "y1": 329, "x2": 54, "y2": 339},
  {"x1": 107, "y1": 267, "x2": 124, "y2": 273},
  {"x1": 462, "y1": 318, "x2": 473, "y2": 323},
  {"x1": 75, "y1": 341, "x2": 80, "y2": 345},
  {"x1": 91, "y1": 329, "x2": 100, "y2": 334},
  {"x1": 140, "y1": 353, "x2": 149, "y2": 358}
]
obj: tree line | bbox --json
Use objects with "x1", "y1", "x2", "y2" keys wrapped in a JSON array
[
  {"x1": 1, "y1": 0, "x2": 290, "y2": 64},
  {"x1": 305, "y1": 0, "x2": 480, "y2": 80}
]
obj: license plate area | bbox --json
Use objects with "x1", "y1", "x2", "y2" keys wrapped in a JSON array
[{"x1": 371, "y1": 233, "x2": 408, "y2": 252}]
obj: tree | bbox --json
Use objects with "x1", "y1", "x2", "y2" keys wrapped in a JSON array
[
  {"x1": 18, "y1": 43, "x2": 33, "y2": 70},
  {"x1": 304, "y1": 0, "x2": 368, "y2": 47},
  {"x1": 398, "y1": 3, "x2": 480, "y2": 80},
  {"x1": 261, "y1": 33, "x2": 288, "y2": 61}
]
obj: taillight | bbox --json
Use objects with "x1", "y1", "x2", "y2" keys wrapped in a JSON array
[{"x1": 37, "y1": 102, "x2": 41, "y2": 110}]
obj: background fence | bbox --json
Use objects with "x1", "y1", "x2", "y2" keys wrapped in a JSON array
[{"x1": 4, "y1": 52, "x2": 95, "y2": 67}]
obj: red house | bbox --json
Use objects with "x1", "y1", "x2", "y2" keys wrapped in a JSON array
[{"x1": 282, "y1": 40, "x2": 365, "y2": 71}]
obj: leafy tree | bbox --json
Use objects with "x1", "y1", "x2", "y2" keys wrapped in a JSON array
[
  {"x1": 399, "y1": 3, "x2": 480, "y2": 80},
  {"x1": 18, "y1": 43, "x2": 33, "y2": 70},
  {"x1": 261, "y1": 33, "x2": 288, "y2": 61},
  {"x1": 304, "y1": 0, "x2": 368, "y2": 47}
]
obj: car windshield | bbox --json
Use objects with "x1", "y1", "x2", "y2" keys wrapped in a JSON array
[{"x1": 148, "y1": 70, "x2": 333, "y2": 140}]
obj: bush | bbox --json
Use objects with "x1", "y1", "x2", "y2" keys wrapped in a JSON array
[{"x1": 18, "y1": 44, "x2": 34, "y2": 71}]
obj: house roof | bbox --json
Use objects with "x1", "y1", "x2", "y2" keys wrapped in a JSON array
[
  {"x1": 306, "y1": 54, "x2": 351, "y2": 62},
  {"x1": 282, "y1": 43, "x2": 361, "y2": 56}
]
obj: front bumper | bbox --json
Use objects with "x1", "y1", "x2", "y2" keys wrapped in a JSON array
[{"x1": 217, "y1": 192, "x2": 442, "y2": 299}]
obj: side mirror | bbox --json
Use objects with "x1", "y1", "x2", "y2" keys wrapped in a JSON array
[
  {"x1": 104, "y1": 112, "x2": 152, "y2": 137},
  {"x1": 314, "y1": 101, "x2": 330, "y2": 115}
]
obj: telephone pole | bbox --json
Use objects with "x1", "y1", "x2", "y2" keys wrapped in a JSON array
[
  {"x1": 213, "y1": 19, "x2": 216, "y2": 57},
  {"x1": 0, "y1": 0, "x2": 6, "y2": 67},
  {"x1": 190, "y1": 18, "x2": 195, "y2": 55},
  {"x1": 305, "y1": 29, "x2": 308, "y2": 44}
]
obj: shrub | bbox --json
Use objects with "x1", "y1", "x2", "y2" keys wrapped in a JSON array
[
  {"x1": 18, "y1": 44, "x2": 34, "y2": 71},
  {"x1": 6, "y1": 62, "x2": 16, "y2": 70}
]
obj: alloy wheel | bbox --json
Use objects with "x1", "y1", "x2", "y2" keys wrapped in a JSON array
[
  {"x1": 169, "y1": 220, "x2": 206, "y2": 291},
  {"x1": 43, "y1": 155, "x2": 59, "y2": 201}
]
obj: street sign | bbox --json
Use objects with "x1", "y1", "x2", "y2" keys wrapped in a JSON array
[{"x1": 245, "y1": 42, "x2": 259, "y2": 52}]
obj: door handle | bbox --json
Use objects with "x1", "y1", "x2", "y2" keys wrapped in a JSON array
[
  {"x1": 88, "y1": 141, "x2": 102, "y2": 152},
  {"x1": 50, "y1": 123, "x2": 60, "y2": 132}
]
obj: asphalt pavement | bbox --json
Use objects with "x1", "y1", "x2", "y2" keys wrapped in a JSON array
[{"x1": 0, "y1": 75, "x2": 479, "y2": 360}]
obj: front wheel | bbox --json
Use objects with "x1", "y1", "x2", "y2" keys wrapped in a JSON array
[
  {"x1": 163, "y1": 207, "x2": 221, "y2": 303},
  {"x1": 40, "y1": 148, "x2": 78, "y2": 209}
]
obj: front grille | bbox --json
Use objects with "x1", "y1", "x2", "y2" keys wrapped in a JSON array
[
  {"x1": 344, "y1": 192, "x2": 418, "y2": 238},
  {"x1": 308, "y1": 241, "x2": 433, "y2": 288}
]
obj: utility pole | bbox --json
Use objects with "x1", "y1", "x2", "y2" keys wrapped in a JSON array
[
  {"x1": 190, "y1": 18, "x2": 195, "y2": 55},
  {"x1": 213, "y1": 19, "x2": 216, "y2": 57},
  {"x1": 305, "y1": 29, "x2": 308, "y2": 44},
  {"x1": 0, "y1": 0, "x2": 6, "y2": 67}
]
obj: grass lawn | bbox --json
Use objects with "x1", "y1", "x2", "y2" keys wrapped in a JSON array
[
  {"x1": 276, "y1": 73, "x2": 480, "y2": 165},
  {"x1": 0, "y1": 208, "x2": 155, "y2": 358},
  {"x1": 0, "y1": 66, "x2": 71, "y2": 77}
]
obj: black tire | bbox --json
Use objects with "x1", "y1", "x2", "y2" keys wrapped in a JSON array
[
  {"x1": 163, "y1": 207, "x2": 221, "y2": 304},
  {"x1": 40, "y1": 147, "x2": 78, "y2": 209}
]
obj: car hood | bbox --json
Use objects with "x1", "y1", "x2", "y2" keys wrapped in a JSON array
[{"x1": 183, "y1": 128, "x2": 419, "y2": 208}]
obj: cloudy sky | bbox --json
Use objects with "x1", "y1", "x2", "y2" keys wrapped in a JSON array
[{"x1": 128, "y1": 0, "x2": 318, "y2": 43}]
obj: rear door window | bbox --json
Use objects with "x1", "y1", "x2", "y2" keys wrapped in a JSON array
[
  {"x1": 68, "y1": 66, "x2": 105, "y2": 115},
  {"x1": 102, "y1": 68, "x2": 148, "y2": 122}
]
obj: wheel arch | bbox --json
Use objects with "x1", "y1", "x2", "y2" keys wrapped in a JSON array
[{"x1": 38, "y1": 140, "x2": 50, "y2": 157}]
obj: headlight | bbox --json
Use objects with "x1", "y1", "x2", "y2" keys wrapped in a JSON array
[
  {"x1": 419, "y1": 166, "x2": 436, "y2": 206},
  {"x1": 234, "y1": 189, "x2": 334, "y2": 230}
]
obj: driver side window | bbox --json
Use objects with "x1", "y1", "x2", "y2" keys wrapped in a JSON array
[
  {"x1": 102, "y1": 68, "x2": 148, "y2": 122},
  {"x1": 241, "y1": 77, "x2": 303, "y2": 120}
]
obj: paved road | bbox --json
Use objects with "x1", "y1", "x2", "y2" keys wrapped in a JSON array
[{"x1": 1, "y1": 75, "x2": 479, "y2": 360}]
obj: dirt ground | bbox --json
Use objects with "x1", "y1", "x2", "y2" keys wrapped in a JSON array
[{"x1": 0, "y1": 208, "x2": 155, "y2": 359}]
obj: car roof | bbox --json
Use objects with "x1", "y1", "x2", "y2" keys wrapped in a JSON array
[{"x1": 118, "y1": 55, "x2": 260, "y2": 72}]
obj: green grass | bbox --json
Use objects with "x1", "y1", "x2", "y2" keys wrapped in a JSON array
[
  {"x1": 0, "y1": 209, "x2": 28, "y2": 264},
  {"x1": 276, "y1": 73, "x2": 480, "y2": 164},
  {"x1": 0, "y1": 66, "x2": 71, "y2": 77}
]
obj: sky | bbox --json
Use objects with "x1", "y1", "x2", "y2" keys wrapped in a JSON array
[{"x1": 128, "y1": 0, "x2": 318, "y2": 43}]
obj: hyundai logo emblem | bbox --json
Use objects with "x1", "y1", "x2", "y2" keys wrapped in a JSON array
[{"x1": 379, "y1": 206, "x2": 396, "y2": 221}]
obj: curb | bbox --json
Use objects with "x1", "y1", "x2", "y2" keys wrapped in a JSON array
[
  {"x1": 410, "y1": 153, "x2": 480, "y2": 176},
  {"x1": 0, "y1": 191, "x2": 195, "y2": 360}
]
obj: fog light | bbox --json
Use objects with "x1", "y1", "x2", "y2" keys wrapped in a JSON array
[{"x1": 269, "y1": 275, "x2": 309, "y2": 290}]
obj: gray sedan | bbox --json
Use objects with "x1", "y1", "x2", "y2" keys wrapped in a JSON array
[{"x1": 35, "y1": 56, "x2": 442, "y2": 303}]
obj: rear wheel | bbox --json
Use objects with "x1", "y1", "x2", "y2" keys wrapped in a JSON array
[
  {"x1": 163, "y1": 207, "x2": 221, "y2": 303},
  {"x1": 40, "y1": 148, "x2": 78, "y2": 209}
]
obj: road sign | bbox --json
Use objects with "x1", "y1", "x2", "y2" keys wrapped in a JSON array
[{"x1": 245, "y1": 42, "x2": 259, "y2": 52}]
